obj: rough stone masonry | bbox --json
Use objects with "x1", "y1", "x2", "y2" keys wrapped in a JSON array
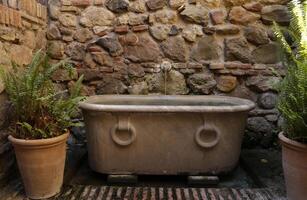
[
  {"x1": 47, "y1": 0, "x2": 289, "y2": 148},
  {"x1": 0, "y1": 0, "x2": 291, "y2": 184}
]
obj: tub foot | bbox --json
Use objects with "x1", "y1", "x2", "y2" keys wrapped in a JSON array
[
  {"x1": 107, "y1": 174, "x2": 138, "y2": 184},
  {"x1": 187, "y1": 176, "x2": 219, "y2": 185}
]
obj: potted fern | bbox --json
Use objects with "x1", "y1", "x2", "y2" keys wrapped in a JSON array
[
  {"x1": 0, "y1": 51, "x2": 84, "y2": 199},
  {"x1": 274, "y1": 0, "x2": 307, "y2": 199}
]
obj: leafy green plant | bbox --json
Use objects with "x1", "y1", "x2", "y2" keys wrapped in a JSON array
[
  {"x1": 274, "y1": 0, "x2": 307, "y2": 142},
  {"x1": 0, "y1": 50, "x2": 84, "y2": 139}
]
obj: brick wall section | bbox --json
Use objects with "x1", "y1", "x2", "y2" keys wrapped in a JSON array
[{"x1": 0, "y1": 0, "x2": 47, "y2": 186}]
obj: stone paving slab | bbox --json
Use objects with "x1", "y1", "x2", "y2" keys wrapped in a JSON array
[{"x1": 2, "y1": 184, "x2": 281, "y2": 200}]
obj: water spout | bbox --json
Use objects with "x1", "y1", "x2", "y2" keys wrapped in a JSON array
[{"x1": 161, "y1": 61, "x2": 172, "y2": 95}]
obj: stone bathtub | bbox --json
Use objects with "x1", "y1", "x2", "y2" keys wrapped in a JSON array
[{"x1": 79, "y1": 95, "x2": 255, "y2": 175}]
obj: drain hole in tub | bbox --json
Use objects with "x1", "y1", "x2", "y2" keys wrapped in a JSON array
[{"x1": 199, "y1": 129, "x2": 217, "y2": 143}]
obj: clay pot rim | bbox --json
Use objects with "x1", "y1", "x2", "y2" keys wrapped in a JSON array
[
  {"x1": 279, "y1": 132, "x2": 307, "y2": 152},
  {"x1": 8, "y1": 132, "x2": 69, "y2": 148}
]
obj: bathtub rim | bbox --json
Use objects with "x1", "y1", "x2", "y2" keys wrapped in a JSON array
[{"x1": 79, "y1": 95, "x2": 256, "y2": 113}]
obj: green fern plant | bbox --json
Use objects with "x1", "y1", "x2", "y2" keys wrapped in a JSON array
[
  {"x1": 0, "y1": 50, "x2": 84, "y2": 139},
  {"x1": 274, "y1": 0, "x2": 307, "y2": 142}
]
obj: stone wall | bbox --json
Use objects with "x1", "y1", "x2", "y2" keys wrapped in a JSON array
[
  {"x1": 0, "y1": 0, "x2": 47, "y2": 185},
  {"x1": 48, "y1": 0, "x2": 289, "y2": 147}
]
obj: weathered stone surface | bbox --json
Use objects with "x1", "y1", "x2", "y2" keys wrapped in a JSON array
[
  {"x1": 73, "y1": 28, "x2": 93, "y2": 43},
  {"x1": 65, "y1": 42, "x2": 86, "y2": 61},
  {"x1": 225, "y1": 37, "x2": 251, "y2": 63},
  {"x1": 169, "y1": 0, "x2": 185, "y2": 9},
  {"x1": 187, "y1": 73, "x2": 217, "y2": 94},
  {"x1": 146, "y1": 0, "x2": 166, "y2": 10},
  {"x1": 258, "y1": 92, "x2": 278, "y2": 109},
  {"x1": 244, "y1": 25, "x2": 270, "y2": 45},
  {"x1": 116, "y1": 14, "x2": 130, "y2": 25},
  {"x1": 128, "y1": 81, "x2": 149, "y2": 94},
  {"x1": 182, "y1": 25, "x2": 203, "y2": 42},
  {"x1": 252, "y1": 43, "x2": 281, "y2": 64},
  {"x1": 246, "y1": 75, "x2": 280, "y2": 92},
  {"x1": 59, "y1": 26, "x2": 75, "y2": 36},
  {"x1": 0, "y1": 27, "x2": 16, "y2": 41},
  {"x1": 265, "y1": 114, "x2": 278, "y2": 122},
  {"x1": 8, "y1": 45, "x2": 32, "y2": 66},
  {"x1": 149, "y1": 24, "x2": 170, "y2": 41},
  {"x1": 35, "y1": 30, "x2": 47, "y2": 50},
  {"x1": 52, "y1": 68, "x2": 78, "y2": 81},
  {"x1": 153, "y1": 9, "x2": 177, "y2": 24},
  {"x1": 128, "y1": 13, "x2": 148, "y2": 26},
  {"x1": 259, "y1": 0, "x2": 289, "y2": 4},
  {"x1": 146, "y1": 71, "x2": 188, "y2": 95},
  {"x1": 129, "y1": 0, "x2": 146, "y2": 13},
  {"x1": 128, "y1": 64, "x2": 145, "y2": 77},
  {"x1": 161, "y1": 36, "x2": 188, "y2": 62},
  {"x1": 197, "y1": 0, "x2": 223, "y2": 8},
  {"x1": 119, "y1": 33, "x2": 139, "y2": 45},
  {"x1": 21, "y1": 30, "x2": 36, "y2": 49},
  {"x1": 93, "y1": 26, "x2": 112, "y2": 36},
  {"x1": 169, "y1": 25, "x2": 181, "y2": 36},
  {"x1": 96, "y1": 33, "x2": 123, "y2": 57},
  {"x1": 48, "y1": 0, "x2": 60, "y2": 20},
  {"x1": 180, "y1": 4, "x2": 209, "y2": 25},
  {"x1": 210, "y1": 9, "x2": 226, "y2": 25},
  {"x1": 229, "y1": 6, "x2": 260, "y2": 25},
  {"x1": 191, "y1": 36, "x2": 221, "y2": 61},
  {"x1": 59, "y1": 13, "x2": 77, "y2": 27},
  {"x1": 224, "y1": 0, "x2": 249, "y2": 6},
  {"x1": 83, "y1": 53, "x2": 97, "y2": 68},
  {"x1": 96, "y1": 77, "x2": 128, "y2": 94},
  {"x1": 247, "y1": 117, "x2": 272, "y2": 133},
  {"x1": 48, "y1": 41, "x2": 65, "y2": 59},
  {"x1": 80, "y1": 6, "x2": 115, "y2": 27},
  {"x1": 0, "y1": 44, "x2": 10, "y2": 67},
  {"x1": 91, "y1": 51, "x2": 113, "y2": 67},
  {"x1": 47, "y1": 23, "x2": 61, "y2": 39},
  {"x1": 124, "y1": 35, "x2": 160, "y2": 62},
  {"x1": 261, "y1": 5, "x2": 290, "y2": 25},
  {"x1": 228, "y1": 84, "x2": 257, "y2": 101},
  {"x1": 106, "y1": 0, "x2": 129, "y2": 13},
  {"x1": 243, "y1": 2, "x2": 263, "y2": 12},
  {"x1": 78, "y1": 69, "x2": 103, "y2": 81},
  {"x1": 214, "y1": 24, "x2": 240, "y2": 35},
  {"x1": 217, "y1": 75, "x2": 237, "y2": 92}
]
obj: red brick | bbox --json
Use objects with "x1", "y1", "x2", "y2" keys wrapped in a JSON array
[
  {"x1": 209, "y1": 63, "x2": 225, "y2": 70},
  {"x1": 41, "y1": 5, "x2": 47, "y2": 20},
  {"x1": 36, "y1": 3, "x2": 41, "y2": 18},
  {"x1": 88, "y1": 45, "x2": 104, "y2": 53},
  {"x1": 0, "y1": 5, "x2": 7, "y2": 24},
  {"x1": 131, "y1": 25, "x2": 148, "y2": 32},
  {"x1": 225, "y1": 62, "x2": 252, "y2": 69},
  {"x1": 5, "y1": 7, "x2": 10, "y2": 24},
  {"x1": 114, "y1": 25, "x2": 129, "y2": 33}
]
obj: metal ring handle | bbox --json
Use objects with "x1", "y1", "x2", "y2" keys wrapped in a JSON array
[
  {"x1": 195, "y1": 125, "x2": 220, "y2": 148},
  {"x1": 111, "y1": 124, "x2": 136, "y2": 146}
]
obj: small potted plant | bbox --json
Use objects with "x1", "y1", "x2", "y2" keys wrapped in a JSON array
[
  {"x1": 0, "y1": 51, "x2": 84, "y2": 199},
  {"x1": 274, "y1": 0, "x2": 307, "y2": 199}
]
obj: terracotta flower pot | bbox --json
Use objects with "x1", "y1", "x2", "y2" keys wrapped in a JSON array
[
  {"x1": 279, "y1": 132, "x2": 307, "y2": 200},
  {"x1": 8, "y1": 133, "x2": 69, "y2": 199}
]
